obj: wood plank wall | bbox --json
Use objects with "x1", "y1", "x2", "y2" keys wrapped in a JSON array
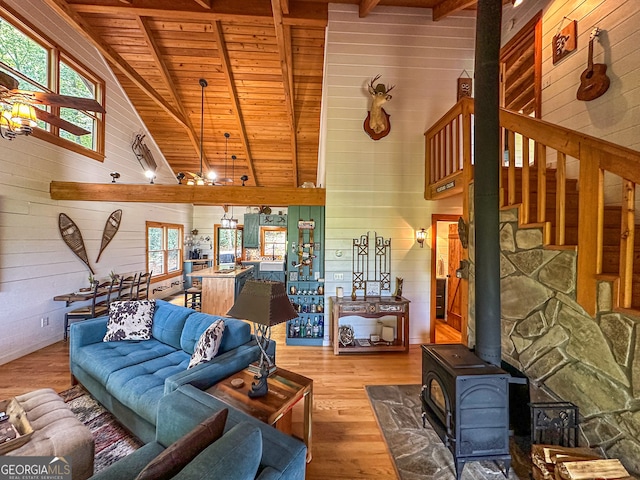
[
  {"x1": 0, "y1": 0, "x2": 191, "y2": 365},
  {"x1": 321, "y1": 4, "x2": 474, "y2": 343}
]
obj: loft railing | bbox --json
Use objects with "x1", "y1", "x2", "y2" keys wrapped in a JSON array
[{"x1": 425, "y1": 97, "x2": 640, "y2": 315}]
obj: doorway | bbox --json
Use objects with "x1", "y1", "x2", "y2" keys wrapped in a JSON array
[{"x1": 430, "y1": 214, "x2": 463, "y2": 344}]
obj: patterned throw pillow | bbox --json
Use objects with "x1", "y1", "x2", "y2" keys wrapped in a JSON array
[
  {"x1": 188, "y1": 319, "x2": 225, "y2": 369},
  {"x1": 104, "y1": 300, "x2": 156, "y2": 342}
]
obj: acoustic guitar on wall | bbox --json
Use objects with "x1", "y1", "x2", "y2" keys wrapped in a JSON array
[{"x1": 576, "y1": 28, "x2": 610, "y2": 101}]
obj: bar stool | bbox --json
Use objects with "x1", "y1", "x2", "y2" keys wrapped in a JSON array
[{"x1": 184, "y1": 287, "x2": 202, "y2": 311}]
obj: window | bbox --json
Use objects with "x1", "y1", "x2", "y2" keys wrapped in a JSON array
[
  {"x1": 260, "y1": 227, "x2": 287, "y2": 259},
  {"x1": 214, "y1": 225, "x2": 243, "y2": 266},
  {"x1": 0, "y1": 6, "x2": 105, "y2": 159},
  {"x1": 147, "y1": 222, "x2": 183, "y2": 281}
]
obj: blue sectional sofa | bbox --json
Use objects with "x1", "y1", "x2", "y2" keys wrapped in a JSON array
[
  {"x1": 89, "y1": 385, "x2": 307, "y2": 480},
  {"x1": 69, "y1": 299, "x2": 271, "y2": 443}
]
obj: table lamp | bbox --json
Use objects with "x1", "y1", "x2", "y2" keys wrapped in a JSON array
[{"x1": 227, "y1": 279, "x2": 297, "y2": 398}]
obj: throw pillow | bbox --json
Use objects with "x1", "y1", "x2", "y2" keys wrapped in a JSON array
[
  {"x1": 188, "y1": 319, "x2": 225, "y2": 369},
  {"x1": 135, "y1": 408, "x2": 229, "y2": 480},
  {"x1": 104, "y1": 300, "x2": 156, "y2": 342}
]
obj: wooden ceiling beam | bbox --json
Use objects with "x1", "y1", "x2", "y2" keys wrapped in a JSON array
[
  {"x1": 432, "y1": 0, "x2": 477, "y2": 21},
  {"x1": 43, "y1": 0, "x2": 188, "y2": 129},
  {"x1": 50, "y1": 181, "x2": 326, "y2": 206},
  {"x1": 193, "y1": 0, "x2": 212, "y2": 9},
  {"x1": 272, "y1": 0, "x2": 299, "y2": 188},
  {"x1": 359, "y1": 0, "x2": 381, "y2": 18},
  {"x1": 211, "y1": 20, "x2": 258, "y2": 187},
  {"x1": 137, "y1": 16, "x2": 209, "y2": 173},
  {"x1": 67, "y1": 1, "x2": 328, "y2": 28}
]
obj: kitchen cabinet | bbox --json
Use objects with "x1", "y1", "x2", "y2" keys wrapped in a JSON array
[{"x1": 243, "y1": 213, "x2": 260, "y2": 248}]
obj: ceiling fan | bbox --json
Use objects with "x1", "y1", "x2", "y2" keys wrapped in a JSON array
[{"x1": 0, "y1": 71, "x2": 106, "y2": 137}]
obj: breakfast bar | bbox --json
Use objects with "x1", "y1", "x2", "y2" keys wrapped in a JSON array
[{"x1": 189, "y1": 265, "x2": 254, "y2": 315}]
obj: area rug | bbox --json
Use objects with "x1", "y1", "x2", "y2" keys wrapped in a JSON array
[
  {"x1": 365, "y1": 384, "x2": 524, "y2": 480},
  {"x1": 60, "y1": 385, "x2": 143, "y2": 473}
]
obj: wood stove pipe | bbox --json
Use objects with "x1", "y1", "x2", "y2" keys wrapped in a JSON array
[{"x1": 473, "y1": 0, "x2": 503, "y2": 367}]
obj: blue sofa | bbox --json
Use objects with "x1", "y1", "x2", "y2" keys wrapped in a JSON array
[
  {"x1": 69, "y1": 299, "x2": 271, "y2": 443},
  {"x1": 90, "y1": 384, "x2": 307, "y2": 480}
]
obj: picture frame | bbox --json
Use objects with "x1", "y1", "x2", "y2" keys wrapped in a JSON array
[
  {"x1": 365, "y1": 281, "x2": 381, "y2": 297},
  {"x1": 289, "y1": 271, "x2": 298, "y2": 282},
  {"x1": 553, "y1": 20, "x2": 577, "y2": 65}
]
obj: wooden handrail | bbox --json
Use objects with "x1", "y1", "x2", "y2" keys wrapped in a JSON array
[{"x1": 425, "y1": 98, "x2": 640, "y2": 316}]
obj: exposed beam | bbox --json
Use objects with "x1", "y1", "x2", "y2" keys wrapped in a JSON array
[
  {"x1": 210, "y1": 20, "x2": 258, "y2": 186},
  {"x1": 42, "y1": 0, "x2": 188, "y2": 129},
  {"x1": 50, "y1": 181, "x2": 326, "y2": 206},
  {"x1": 272, "y1": 0, "x2": 299, "y2": 187},
  {"x1": 137, "y1": 16, "x2": 209, "y2": 172},
  {"x1": 193, "y1": 0, "x2": 212, "y2": 8},
  {"x1": 359, "y1": 0, "x2": 381, "y2": 18},
  {"x1": 433, "y1": 0, "x2": 476, "y2": 21},
  {"x1": 281, "y1": 0, "x2": 290, "y2": 15},
  {"x1": 67, "y1": 1, "x2": 328, "y2": 28}
]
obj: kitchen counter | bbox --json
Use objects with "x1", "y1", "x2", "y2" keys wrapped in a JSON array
[
  {"x1": 189, "y1": 266, "x2": 254, "y2": 315},
  {"x1": 189, "y1": 265, "x2": 254, "y2": 278}
]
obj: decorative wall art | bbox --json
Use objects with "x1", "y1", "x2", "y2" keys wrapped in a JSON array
[
  {"x1": 456, "y1": 70, "x2": 473, "y2": 101},
  {"x1": 363, "y1": 75, "x2": 394, "y2": 141},
  {"x1": 552, "y1": 18, "x2": 577, "y2": 65},
  {"x1": 576, "y1": 28, "x2": 610, "y2": 101},
  {"x1": 352, "y1": 231, "x2": 391, "y2": 297},
  {"x1": 59, "y1": 213, "x2": 94, "y2": 274},
  {"x1": 96, "y1": 209, "x2": 123, "y2": 262}
]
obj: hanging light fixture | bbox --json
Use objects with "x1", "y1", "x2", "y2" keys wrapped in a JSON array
[
  {"x1": 1, "y1": 102, "x2": 37, "y2": 140},
  {"x1": 194, "y1": 78, "x2": 215, "y2": 185},
  {"x1": 220, "y1": 132, "x2": 237, "y2": 229}
]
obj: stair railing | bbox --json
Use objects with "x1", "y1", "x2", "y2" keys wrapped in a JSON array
[{"x1": 425, "y1": 98, "x2": 640, "y2": 315}]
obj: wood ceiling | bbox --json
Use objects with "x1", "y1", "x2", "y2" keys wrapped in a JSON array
[{"x1": 43, "y1": 0, "x2": 504, "y2": 191}]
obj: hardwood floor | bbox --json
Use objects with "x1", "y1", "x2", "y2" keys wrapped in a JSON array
[{"x1": 0, "y1": 323, "x2": 426, "y2": 479}]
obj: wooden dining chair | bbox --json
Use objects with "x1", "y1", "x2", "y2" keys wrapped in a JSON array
[
  {"x1": 117, "y1": 273, "x2": 138, "y2": 301},
  {"x1": 64, "y1": 280, "x2": 110, "y2": 341},
  {"x1": 136, "y1": 271, "x2": 152, "y2": 300},
  {"x1": 95, "y1": 278, "x2": 120, "y2": 311}
]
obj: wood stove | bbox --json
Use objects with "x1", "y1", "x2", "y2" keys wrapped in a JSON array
[{"x1": 421, "y1": 344, "x2": 511, "y2": 479}]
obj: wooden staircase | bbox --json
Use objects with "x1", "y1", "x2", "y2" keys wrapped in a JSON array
[{"x1": 425, "y1": 97, "x2": 640, "y2": 316}]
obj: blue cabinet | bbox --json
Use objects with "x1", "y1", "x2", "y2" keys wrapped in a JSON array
[
  {"x1": 243, "y1": 214, "x2": 260, "y2": 248},
  {"x1": 183, "y1": 259, "x2": 212, "y2": 289}
]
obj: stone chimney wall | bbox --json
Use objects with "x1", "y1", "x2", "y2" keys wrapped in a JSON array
[{"x1": 470, "y1": 206, "x2": 640, "y2": 475}]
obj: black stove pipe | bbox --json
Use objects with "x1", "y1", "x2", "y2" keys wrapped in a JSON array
[{"x1": 473, "y1": 0, "x2": 503, "y2": 367}]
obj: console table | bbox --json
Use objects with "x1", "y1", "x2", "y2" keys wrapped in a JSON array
[{"x1": 330, "y1": 296, "x2": 410, "y2": 355}]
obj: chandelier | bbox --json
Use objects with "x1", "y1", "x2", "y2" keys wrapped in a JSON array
[{"x1": 186, "y1": 78, "x2": 216, "y2": 185}]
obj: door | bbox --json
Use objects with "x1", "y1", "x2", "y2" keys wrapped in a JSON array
[{"x1": 447, "y1": 223, "x2": 463, "y2": 331}]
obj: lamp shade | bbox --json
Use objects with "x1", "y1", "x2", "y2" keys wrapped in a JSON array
[
  {"x1": 227, "y1": 280, "x2": 297, "y2": 327},
  {"x1": 11, "y1": 102, "x2": 37, "y2": 127}
]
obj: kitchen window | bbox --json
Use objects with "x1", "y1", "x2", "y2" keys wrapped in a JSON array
[{"x1": 260, "y1": 227, "x2": 286, "y2": 259}]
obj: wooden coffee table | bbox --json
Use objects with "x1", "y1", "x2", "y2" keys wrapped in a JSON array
[{"x1": 205, "y1": 367, "x2": 313, "y2": 462}]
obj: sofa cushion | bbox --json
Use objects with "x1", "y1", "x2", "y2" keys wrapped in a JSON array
[
  {"x1": 188, "y1": 319, "x2": 225, "y2": 369},
  {"x1": 172, "y1": 422, "x2": 262, "y2": 480},
  {"x1": 104, "y1": 300, "x2": 155, "y2": 341},
  {"x1": 73, "y1": 338, "x2": 180, "y2": 386},
  {"x1": 181, "y1": 313, "x2": 251, "y2": 355},
  {"x1": 151, "y1": 300, "x2": 192, "y2": 349},
  {"x1": 135, "y1": 408, "x2": 228, "y2": 480},
  {"x1": 104, "y1": 349, "x2": 191, "y2": 425}
]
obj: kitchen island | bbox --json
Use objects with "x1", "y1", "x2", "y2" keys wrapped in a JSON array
[{"x1": 188, "y1": 265, "x2": 254, "y2": 315}]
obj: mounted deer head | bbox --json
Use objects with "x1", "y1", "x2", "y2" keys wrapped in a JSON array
[{"x1": 364, "y1": 75, "x2": 395, "y2": 140}]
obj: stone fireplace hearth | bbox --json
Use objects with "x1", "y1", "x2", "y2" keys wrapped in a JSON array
[{"x1": 466, "y1": 206, "x2": 640, "y2": 475}]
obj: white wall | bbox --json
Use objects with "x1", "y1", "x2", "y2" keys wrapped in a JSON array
[
  {"x1": 322, "y1": 4, "x2": 472, "y2": 343},
  {"x1": 0, "y1": 0, "x2": 192, "y2": 364}
]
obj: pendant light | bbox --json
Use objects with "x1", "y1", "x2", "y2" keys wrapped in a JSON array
[
  {"x1": 220, "y1": 132, "x2": 237, "y2": 229},
  {"x1": 192, "y1": 78, "x2": 216, "y2": 186}
]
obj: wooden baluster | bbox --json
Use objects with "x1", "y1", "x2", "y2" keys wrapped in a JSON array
[
  {"x1": 507, "y1": 129, "x2": 516, "y2": 206},
  {"x1": 620, "y1": 180, "x2": 636, "y2": 309},
  {"x1": 556, "y1": 152, "x2": 566, "y2": 245},
  {"x1": 536, "y1": 142, "x2": 547, "y2": 223},
  {"x1": 454, "y1": 116, "x2": 460, "y2": 173},
  {"x1": 426, "y1": 135, "x2": 434, "y2": 187},
  {"x1": 437, "y1": 131, "x2": 444, "y2": 181},
  {"x1": 521, "y1": 136, "x2": 530, "y2": 224},
  {"x1": 448, "y1": 121, "x2": 454, "y2": 176}
]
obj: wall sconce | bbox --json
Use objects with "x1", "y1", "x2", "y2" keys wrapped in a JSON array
[
  {"x1": 416, "y1": 228, "x2": 426, "y2": 248},
  {"x1": 512, "y1": 0, "x2": 523, "y2": 6},
  {"x1": 110, "y1": 172, "x2": 120, "y2": 183},
  {"x1": 145, "y1": 169, "x2": 156, "y2": 184},
  {"x1": 176, "y1": 172, "x2": 185, "y2": 184},
  {"x1": 241, "y1": 175, "x2": 249, "y2": 186}
]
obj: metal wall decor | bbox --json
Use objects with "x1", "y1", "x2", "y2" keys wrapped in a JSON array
[{"x1": 352, "y1": 231, "x2": 391, "y2": 297}]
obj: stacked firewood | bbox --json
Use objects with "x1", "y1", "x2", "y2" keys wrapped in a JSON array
[{"x1": 531, "y1": 444, "x2": 633, "y2": 480}]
